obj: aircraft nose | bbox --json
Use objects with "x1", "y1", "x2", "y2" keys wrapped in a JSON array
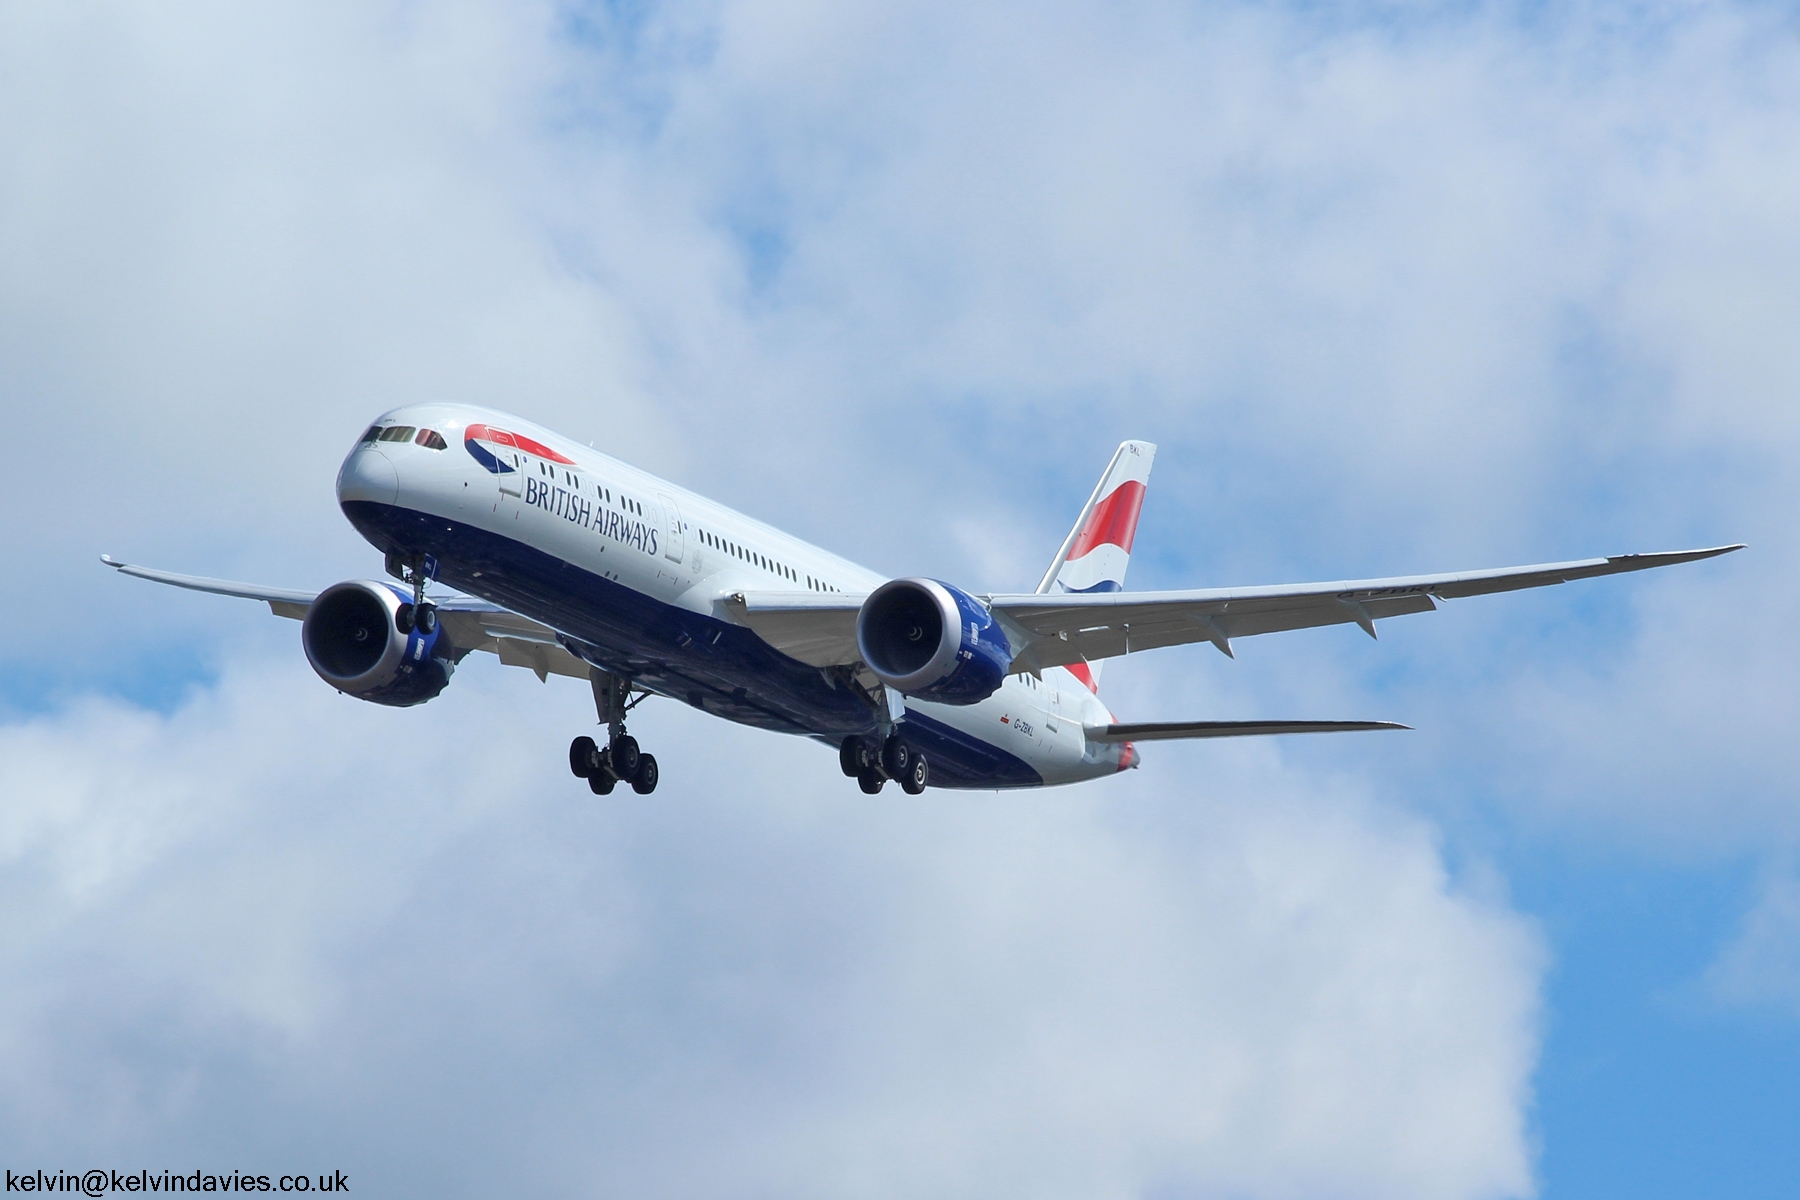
[{"x1": 338, "y1": 447, "x2": 398, "y2": 506}]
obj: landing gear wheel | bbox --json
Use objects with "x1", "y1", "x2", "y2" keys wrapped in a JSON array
[
  {"x1": 611, "y1": 735, "x2": 641, "y2": 779},
  {"x1": 881, "y1": 735, "x2": 912, "y2": 779},
  {"x1": 395, "y1": 602, "x2": 415, "y2": 634},
  {"x1": 569, "y1": 736, "x2": 599, "y2": 778},
  {"x1": 588, "y1": 770, "x2": 616, "y2": 795},
  {"x1": 839, "y1": 737, "x2": 862, "y2": 778},
  {"x1": 631, "y1": 753, "x2": 659, "y2": 795},
  {"x1": 415, "y1": 603, "x2": 437, "y2": 634},
  {"x1": 857, "y1": 769, "x2": 886, "y2": 795},
  {"x1": 900, "y1": 753, "x2": 929, "y2": 795}
]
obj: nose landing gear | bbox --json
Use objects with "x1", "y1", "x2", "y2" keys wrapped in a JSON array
[
  {"x1": 571, "y1": 670, "x2": 659, "y2": 795},
  {"x1": 388, "y1": 551, "x2": 440, "y2": 635}
]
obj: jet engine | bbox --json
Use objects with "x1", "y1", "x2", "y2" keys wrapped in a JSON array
[
  {"x1": 856, "y1": 578, "x2": 1013, "y2": 705},
  {"x1": 301, "y1": 580, "x2": 456, "y2": 707}
]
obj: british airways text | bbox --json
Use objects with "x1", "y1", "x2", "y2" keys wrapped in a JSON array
[{"x1": 524, "y1": 477, "x2": 659, "y2": 556}]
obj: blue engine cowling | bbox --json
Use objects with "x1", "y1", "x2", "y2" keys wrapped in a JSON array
[
  {"x1": 856, "y1": 578, "x2": 1012, "y2": 705},
  {"x1": 301, "y1": 580, "x2": 455, "y2": 707}
]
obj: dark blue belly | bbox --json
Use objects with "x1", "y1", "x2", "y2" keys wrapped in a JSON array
[{"x1": 341, "y1": 501, "x2": 1042, "y2": 788}]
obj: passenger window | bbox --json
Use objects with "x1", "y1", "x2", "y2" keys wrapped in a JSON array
[
  {"x1": 378, "y1": 425, "x2": 416, "y2": 442},
  {"x1": 415, "y1": 429, "x2": 447, "y2": 450}
]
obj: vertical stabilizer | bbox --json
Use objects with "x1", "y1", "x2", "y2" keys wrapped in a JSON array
[{"x1": 1035, "y1": 440, "x2": 1155, "y2": 691}]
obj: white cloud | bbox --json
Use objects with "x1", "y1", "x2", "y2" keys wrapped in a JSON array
[
  {"x1": 0, "y1": 653, "x2": 1541, "y2": 1198},
  {"x1": 1707, "y1": 867, "x2": 1800, "y2": 1015}
]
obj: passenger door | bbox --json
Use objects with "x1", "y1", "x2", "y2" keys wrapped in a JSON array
[
  {"x1": 490, "y1": 430, "x2": 523, "y2": 498},
  {"x1": 657, "y1": 493, "x2": 685, "y2": 563}
]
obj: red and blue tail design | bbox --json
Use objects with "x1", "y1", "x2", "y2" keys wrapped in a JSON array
[{"x1": 1037, "y1": 440, "x2": 1156, "y2": 692}]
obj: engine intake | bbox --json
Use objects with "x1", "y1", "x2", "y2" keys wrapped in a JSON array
[
  {"x1": 856, "y1": 578, "x2": 1012, "y2": 705},
  {"x1": 302, "y1": 580, "x2": 455, "y2": 707}
]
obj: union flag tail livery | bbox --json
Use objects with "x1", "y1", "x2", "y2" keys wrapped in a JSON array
[
  {"x1": 104, "y1": 404, "x2": 1740, "y2": 796},
  {"x1": 1033, "y1": 440, "x2": 1156, "y2": 694},
  {"x1": 1039, "y1": 440, "x2": 1156, "y2": 597}
]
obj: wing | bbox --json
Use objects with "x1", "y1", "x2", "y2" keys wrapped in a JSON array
[
  {"x1": 722, "y1": 590, "x2": 866, "y2": 667},
  {"x1": 989, "y1": 544, "x2": 1743, "y2": 670},
  {"x1": 101, "y1": 555, "x2": 319, "y2": 618},
  {"x1": 1085, "y1": 719, "x2": 1409, "y2": 742},
  {"x1": 101, "y1": 556, "x2": 590, "y2": 681}
]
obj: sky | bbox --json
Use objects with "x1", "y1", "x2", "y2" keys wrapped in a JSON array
[{"x1": 1, "y1": 1, "x2": 1795, "y2": 1196}]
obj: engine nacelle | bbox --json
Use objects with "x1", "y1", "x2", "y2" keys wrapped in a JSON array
[
  {"x1": 856, "y1": 578, "x2": 1012, "y2": 705},
  {"x1": 301, "y1": 580, "x2": 455, "y2": 707}
]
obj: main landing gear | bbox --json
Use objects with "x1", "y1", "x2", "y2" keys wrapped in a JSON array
[
  {"x1": 569, "y1": 733, "x2": 658, "y2": 795},
  {"x1": 840, "y1": 733, "x2": 929, "y2": 795},
  {"x1": 571, "y1": 670, "x2": 659, "y2": 795}
]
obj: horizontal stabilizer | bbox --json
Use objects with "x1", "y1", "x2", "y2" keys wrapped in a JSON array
[{"x1": 1085, "y1": 719, "x2": 1410, "y2": 742}]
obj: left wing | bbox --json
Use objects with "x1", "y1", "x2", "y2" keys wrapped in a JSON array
[
  {"x1": 719, "y1": 545, "x2": 1742, "y2": 673},
  {"x1": 723, "y1": 590, "x2": 866, "y2": 667},
  {"x1": 990, "y1": 544, "x2": 1743, "y2": 670},
  {"x1": 101, "y1": 556, "x2": 591, "y2": 681}
]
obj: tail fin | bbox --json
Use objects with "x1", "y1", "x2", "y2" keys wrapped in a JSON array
[
  {"x1": 1035, "y1": 440, "x2": 1156, "y2": 691},
  {"x1": 1038, "y1": 440, "x2": 1156, "y2": 595}
]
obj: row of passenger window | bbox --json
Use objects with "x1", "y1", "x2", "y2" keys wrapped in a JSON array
[
  {"x1": 539, "y1": 460, "x2": 641, "y2": 515},
  {"x1": 355, "y1": 426, "x2": 825, "y2": 590},
  {"x1": 360, "y1": 425, "x2": 447, "y2": 450},
  {"x1": 361, "y1": 426, "x2": 649, "y2": 517},
  {"x1": 697, "y1": 528, "x2": 840, "y2": 592}
]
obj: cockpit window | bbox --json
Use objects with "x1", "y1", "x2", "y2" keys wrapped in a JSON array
[
  {"x1": 377, "y1": 425, "x2": 416, "y2": 443},
  {"x1": 359, "y1": 425, "x2": 383, "y2": 444},
  {"x1": 415, "y1": 429, "x2": 447, "y2": 450}
]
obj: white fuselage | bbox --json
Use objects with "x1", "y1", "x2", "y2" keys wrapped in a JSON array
[{"x1": 337, "y1": 403, "x2": 1132, "y2": 788}]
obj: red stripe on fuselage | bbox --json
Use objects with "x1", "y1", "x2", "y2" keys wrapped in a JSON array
[
  {"x1": 464, "y1": 423, "x2": 576, "y2": 465},
  {"x1": 1066, "y1": 479, "x2": 1146, "y2": 560},
  {"x1": 1066, "y1": 661, "x2": 1098, "y2": 693}
]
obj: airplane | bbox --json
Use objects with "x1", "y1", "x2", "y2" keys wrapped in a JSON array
[{"x1": 103, "y1": 404, "x2": 1742, "y2": 795}]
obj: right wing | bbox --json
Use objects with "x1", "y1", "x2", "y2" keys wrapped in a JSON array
[
  {"x1": 101, "y1": 556, "x2": 591, "y2": 681},
  {"x1": 102, "y1": 556, "x2": 318, "y2": 619}
]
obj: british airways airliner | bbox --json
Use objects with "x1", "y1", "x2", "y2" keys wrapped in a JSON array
[{"x1": 105, "y1": 405, "x2": 1740, "y2": 795}]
